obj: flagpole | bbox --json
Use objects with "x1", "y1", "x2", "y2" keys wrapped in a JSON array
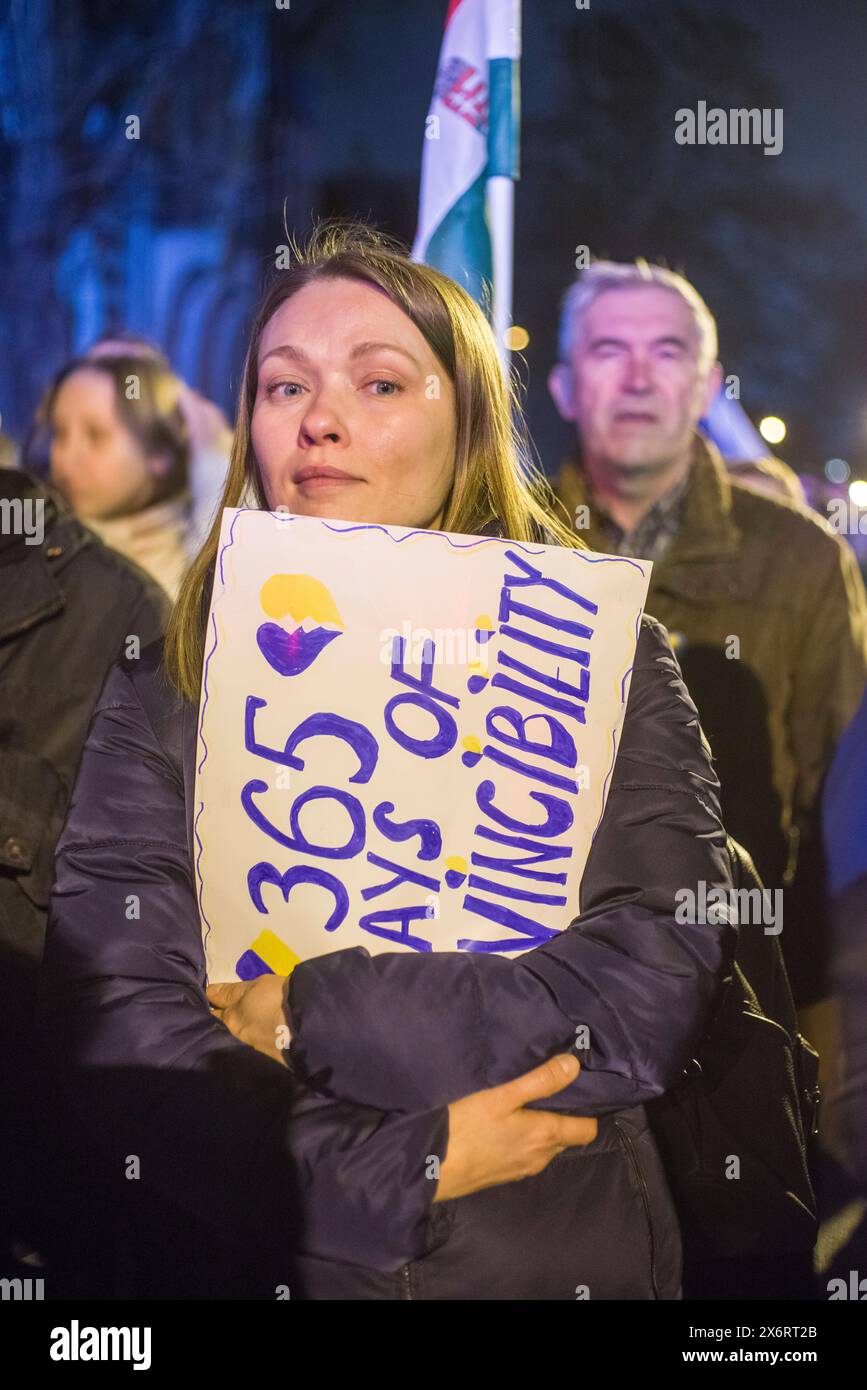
[
  {"x1": 488, "y1": 178, "x2": 514, "y2": 380},
  {"x1": 487, "y1": 0, "x2": 521, "y2": 381}
]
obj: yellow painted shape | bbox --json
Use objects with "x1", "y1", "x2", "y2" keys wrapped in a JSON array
[
  {"x1": 475, "y1": 613, "x2": 495, "y2": 631},
  {"x1": 462, "y1": 735, "x2": 482, "y2": 753},
  {"x1": 252, "y1": 928, "x2": 302, "y2": 977},
  {"x1": 445, "y1": 855, "x2": 467, "y2": 874},
  {"x1": 260, "y1": 573, "x2": 344, "y2": 627}
]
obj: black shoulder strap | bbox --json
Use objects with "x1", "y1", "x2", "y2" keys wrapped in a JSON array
[{"x1": 728, "y1": 835, "x2": 799, "y2": 1035}]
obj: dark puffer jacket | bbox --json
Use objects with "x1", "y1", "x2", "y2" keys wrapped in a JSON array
[{"x1": 39, "y1": 609, "x2": 734, "y2": 1300}]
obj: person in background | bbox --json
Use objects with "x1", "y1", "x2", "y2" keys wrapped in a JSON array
[
  {"x1": 24, "y1": 335, "x2": 233, "y2": 573},
  {"x1": 87, "y1": 335, "x2": 233, "y2": 550},
  {"x1": 548, "y1": 258, "x2": 867, "y2": 1115},
  {"x1": 810, "y1": 683, "x2": 867, "y2": 1291},
  {"x1": 822, "y1": 686, "x2": 867, "y2": 1180},
  {"x1": 0, "y1": 431, "x2": 18, "y2": 471},
  {"x1": 0, "y1": 466, "x2": 168, "y2": 1288},
  {"x1": 43, "y1": 353, "x2": 192, "y2": 599}
]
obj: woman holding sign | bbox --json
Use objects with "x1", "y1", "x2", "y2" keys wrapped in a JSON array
[{"x1": 41, "y1": 222, "x2": 733, "y2": 1300}]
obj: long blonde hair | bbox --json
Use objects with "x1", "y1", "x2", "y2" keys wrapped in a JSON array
[{"x1": 164, "y1": 219, "x2": 582, "y2": 702}]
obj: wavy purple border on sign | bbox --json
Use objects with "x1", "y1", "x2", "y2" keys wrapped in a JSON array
[
  {"x1": 573, "y1": 552, "x2": 649, "y2": 849},
  {"x1": 569, "y1": 550, "x2": 647, "y2": 577},
  {"x1": 322, "y1": 521, "x2": 545, "y2": 554},
  {"x1": 593, "y1": 730, "x2": 620, "y2": 849},
  {"x1": 197, "y1": 610, "x2": 219, "y2": 777},
  {"x1": 620, "y1": 606, "x2": 643, "y2": 703},
  {"x1": 194, "y1": 800, "x2": 213, "y2": 952},
  {"x1": 196, "y1": 508, "x2": 260, "y2": 954},
  {"x1": 194, "y1": 610, "x2": 221, "y2": 951},
  {"x1": 194, "y1": 512, "x2": 649, "y2": 945},
  {"x1": 218, "y1": 505, "x2": 259, "y2": 586},
  {"x1": 201, "y1": 507, "x2": 275, "y2": 783}
]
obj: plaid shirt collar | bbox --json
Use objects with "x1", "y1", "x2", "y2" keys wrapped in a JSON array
[
  {"x1": 554, "y1": 434, "x2": 742, "y2": 566},
  {"x1": 584, "y1": 463, "x2": 692, "y2": 564}
]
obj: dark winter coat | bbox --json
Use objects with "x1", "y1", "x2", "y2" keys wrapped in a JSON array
[
  {"x1": 554, "y1": 437, "x2": 867, "y2": 1006},
  {"x1": 39, "y1": 584, "x2": 734, "y2": 1299},
  {"x1": 0, "y1": 470, "x2": 170, "y2": 960},
  {"x1": 0, "y1": 466, "x2": 169, "y2": 1269}
]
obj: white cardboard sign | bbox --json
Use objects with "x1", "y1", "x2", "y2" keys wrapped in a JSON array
[{"x1": 194, "y1": 510, "x2": 650, "y2": 980}]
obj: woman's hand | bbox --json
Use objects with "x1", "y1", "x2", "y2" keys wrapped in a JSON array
[
  {"x1": 206, "y1": 976, "x2": 291, "y2": 1065},
  {"x1": 206, "y1": 983, "x2": 595, "y2": 1198},
  {"x1": 434, "y1": 1053, "x2": 597, "y2": 1202}
]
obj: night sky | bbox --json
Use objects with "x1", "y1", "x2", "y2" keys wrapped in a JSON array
[
  {"x1": 297, "y1": 0, "x2": 867, "y2": 475},
  {"x1": 2, "y1": 0, "x2": 865, "y2": 477}
]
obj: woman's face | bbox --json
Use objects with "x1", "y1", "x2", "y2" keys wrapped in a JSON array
[
  {"x1": 50, "y1": 369, "x2": 162, "y2": 520},
  {"x1": 250, "y1": 277, "x2": 457, "y2": 528}
]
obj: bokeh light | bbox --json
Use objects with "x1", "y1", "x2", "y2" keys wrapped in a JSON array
[
  {"x1": 504, "y1": 326, "x2": 530, "y2": 351},
  {"x1": 759, "y1": 416, "x2": 787, "y2": 445},
  {"x1": 825, "y1": 458, "x2": 851, "y2": 484},
  {"x1": 848, "y1": 480, "x2": 867, "y2": 507}
]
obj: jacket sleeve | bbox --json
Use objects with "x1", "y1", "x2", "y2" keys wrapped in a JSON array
[
  {"x1": 38, "y1": 658, "x2": 449, "y2": 1272},
  {"x1": 287, "y1": 616, "x2": 736, "y2": 1117}
]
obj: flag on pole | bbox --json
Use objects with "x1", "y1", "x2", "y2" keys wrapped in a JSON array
[{"x1": 412, "y1": 0, "x2": 520, "y2": 363}]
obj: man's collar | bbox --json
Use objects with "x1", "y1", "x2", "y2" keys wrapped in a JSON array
[
  {"x1": 553, "y1": 433, "x2": 741, "y2": 563},
  {"x1": 583, "y1": 462, "x2": 691, "y2": 543}
]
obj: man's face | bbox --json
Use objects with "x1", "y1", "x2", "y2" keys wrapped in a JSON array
[{"x1": 551, "y1": 287, "x2": 720, "y2": 492}]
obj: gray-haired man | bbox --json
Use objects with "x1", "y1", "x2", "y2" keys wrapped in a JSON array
[{"x1": 549, "y1": 260, "x2": 867, "y2": 1072}]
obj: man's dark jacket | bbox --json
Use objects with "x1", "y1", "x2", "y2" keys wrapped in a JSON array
[
  {"x1": 0, "y1": 469, "x2": 169, "y2": 960},
  {"x1": 40, "y1": 572, "x2": 735, "y2": 1298},
  {"x1": 554, "y1": 438, "x2": 867, "y2": 1006},
  {"x1": 0, "y1": 467, "x2": 168, "y2": 1272}
]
